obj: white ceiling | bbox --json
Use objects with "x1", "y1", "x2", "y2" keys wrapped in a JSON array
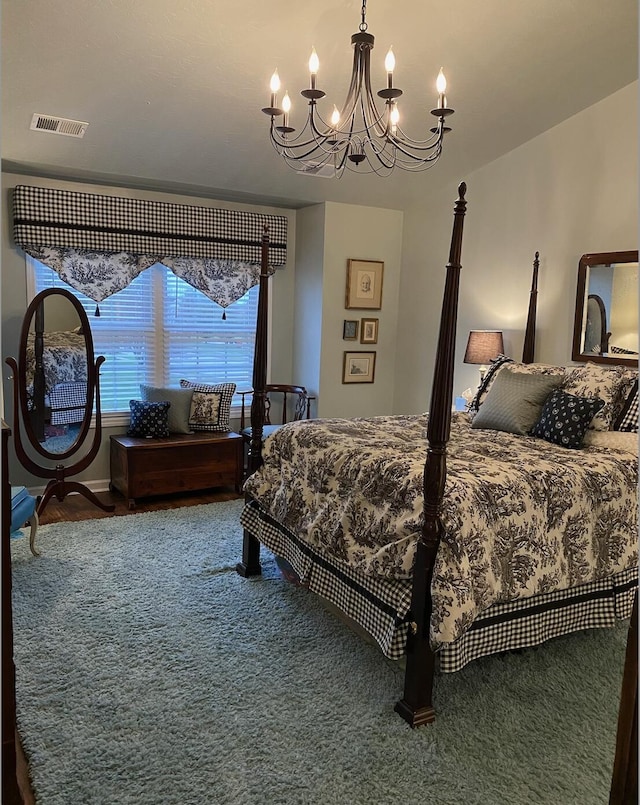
[{"x1": 2, "y1": 0, "x2": 638, "y2": 211}]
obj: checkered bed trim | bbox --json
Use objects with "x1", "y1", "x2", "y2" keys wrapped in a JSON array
[
  {"x1": 241, "y1": 499, "x2": 637, "y2": 672},
  {"x1": 48, "y1": 382, "x2": 87, "y2": 425},
  {"x1": 614, "y1": 379, "x2": 638, "y2": 433},
  {"x1": 240, "y1": 500, "x2": 413, "y2": 658},
  {"x1": 13, "y1": 185, "x2": 288, "y2": 266}
]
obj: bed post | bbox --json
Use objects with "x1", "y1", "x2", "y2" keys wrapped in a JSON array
[
  {"x1": 395, "y1": 182, "x2": 468, "y2": 727},
  {"x1": 32, "y1": 301, "x2": 46, "y2": 442},
  {"x1": 236, "y1": 226, "x2": 270, "y2": 578},
  {"x1": 522, "y1": 250, "x2": 539, "y2": 364}
]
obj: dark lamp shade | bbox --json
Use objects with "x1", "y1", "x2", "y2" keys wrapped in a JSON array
[{"x1": 464, "y1": 330, "x2": 504, "y2": 365}]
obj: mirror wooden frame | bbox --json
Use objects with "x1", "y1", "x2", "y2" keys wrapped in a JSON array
[
  {"x1": 18, "y1": 288, "x2": 95, "y2": 460},
  {"x1": 571, "y1": 250, "x2": 639, "y2": 367},
  {"x1": 5, "y1": 288, "x2": 114, "y2": 516}
]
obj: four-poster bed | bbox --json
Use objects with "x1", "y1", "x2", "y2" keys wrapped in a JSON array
[{"x1": 237, "y1": 184, "x2": 638, "y2": 726}]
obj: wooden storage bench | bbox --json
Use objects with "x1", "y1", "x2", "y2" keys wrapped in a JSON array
[{"x1": 110, "y1": 432, "x2": 243, "y2": 509}]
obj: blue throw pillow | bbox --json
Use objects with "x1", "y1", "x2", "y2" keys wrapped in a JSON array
[
  {"x1": 529, "y1": 389, "x2": 604, "y2": 449},
  {"x1": 127, "y1": 400, "x2": 170, "y2": 438}
]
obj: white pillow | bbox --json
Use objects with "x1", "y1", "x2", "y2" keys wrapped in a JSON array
[{"x1": 583, "y1": 429, "x2": 638, "y2": 453}]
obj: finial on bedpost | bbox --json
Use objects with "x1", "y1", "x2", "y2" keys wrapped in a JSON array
[{"x1": 522, "y1": 250, "x2": 539, "y2": 364}]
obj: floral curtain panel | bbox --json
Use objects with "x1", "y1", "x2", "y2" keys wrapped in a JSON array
[{"x1": 13, "y1": 185, "x2": 287, "y2": 308}]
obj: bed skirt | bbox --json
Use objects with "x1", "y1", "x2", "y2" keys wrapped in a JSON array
[{"x1": 241, "y1": 498, "x2": 637, "y2": 673}]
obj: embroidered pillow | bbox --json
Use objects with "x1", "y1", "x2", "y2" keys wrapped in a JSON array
[
  {"x1": 179, "y1": 380, "x2": 236, "y2": 432},
  {"x1": 471, "y1": 370, "x2": 563, "y2": 435},
  {"x1": 563, "y1": 363, "x2": 635, "y2": 431},
  {"x1": 140, "y1": 384, "x2": 194, "y2": 434},
  {"x1": 613, "y1": 379, "x2": 638, "y2": 433},
  {"x1": 127, "y1": 399, "x2": 170, "y2": 438},
  {"x1": 530, "y1": 389, "x2": 604, "y2": 449}
]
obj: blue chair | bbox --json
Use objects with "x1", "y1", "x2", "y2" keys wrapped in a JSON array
[{"x1": 10, "y1": 486, "x2": 39, "y2": 556}]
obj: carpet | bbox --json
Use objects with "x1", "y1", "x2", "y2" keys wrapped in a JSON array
[{"x1": 10, "y1": 500, "x2": 626, "y2": 805}]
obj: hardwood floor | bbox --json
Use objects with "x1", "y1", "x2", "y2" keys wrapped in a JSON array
[
  {"x1": 15, "y1": 486, "x2": 243, "y2": 803},
  {"x1": 39, "y1": 486, "x2": 242, "y2": 525}
]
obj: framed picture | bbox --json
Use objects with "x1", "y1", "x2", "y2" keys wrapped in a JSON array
[
  {"x1": 342, "y1": 351, "x2": 376, "y2": 384},
  {"x1": 343, "y1": 319, "x2": 359, "y2": 341},
  {"x1": 345, "y1": 259, "x2": 384, "y2": 310},
  {"x1": 360, "y1": 317, "x2": 379, "y2": 344}
]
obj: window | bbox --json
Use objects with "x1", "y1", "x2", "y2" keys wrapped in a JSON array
[{"x1": 29, "y1": 258, "x2": 260, "y2": 414}]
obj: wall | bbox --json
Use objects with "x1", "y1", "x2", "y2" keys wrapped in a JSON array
[
  {"x1": 294, "y1": 201, "x2": 404, "y2": 419},
  {"x1": 292, "y1": 204, "x2": 325, "y2": 402},
  {"x1": 394, "y1": 81, "x2": 638, "y2": 413},
  {"x1": 1, "y1": 172, "x2": 298, "y2": 489}
]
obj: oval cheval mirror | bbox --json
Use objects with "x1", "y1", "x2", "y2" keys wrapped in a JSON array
[{"x1": 5, "y1": 288, "x2": 114, "y2": 516}]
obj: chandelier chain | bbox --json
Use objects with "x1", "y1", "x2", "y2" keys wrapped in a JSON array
[{"x1": 360, "y1": 0, "x2": 368, "y2": 32}]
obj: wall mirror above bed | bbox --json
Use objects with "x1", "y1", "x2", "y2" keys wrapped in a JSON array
[
  {"x1": 5, "y1": 288, "x2": 114, "y2": 516},
  {"x1": 572, "y1": 251, "x2": 638, "y2": 367}
]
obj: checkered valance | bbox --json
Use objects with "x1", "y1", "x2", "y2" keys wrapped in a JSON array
[
  {"x1": 13, "y1": 185, "x2": 287, "y2": 263},
  {"x1": 13, "y1": 185, "x2": 287, "y2": 309}
]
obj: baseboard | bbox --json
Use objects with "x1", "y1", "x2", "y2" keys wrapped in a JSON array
[{"x1": 28, "y1": 478, "x2": 111, "y2": 497}]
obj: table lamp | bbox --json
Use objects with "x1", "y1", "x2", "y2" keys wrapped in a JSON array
[{"x1": 463, "y1": 330, "x2": 504, "y2": 384}]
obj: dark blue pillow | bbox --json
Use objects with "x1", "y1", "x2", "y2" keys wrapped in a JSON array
[
  {"x1": 529, "y1": 389, "x2": 604, "y2": 449},
  {"x1": 127, "y1": 399, "x2": 170, "y2": 438}
]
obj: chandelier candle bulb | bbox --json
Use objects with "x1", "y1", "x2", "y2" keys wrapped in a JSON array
[
  {"x1": 270, "y1": 70, "x2": 280, "y2": 109},
  {"x1": 282, "y1": 92, "x2": 291, "y2": 127},
  {"x1": 390, "y1": 104, "x2": 399, "y2": 134},
  {"x1": 309, "y1": 48, "x2": 319, "y2": 90},
  {"x1": 437, "y1": 68, "x2": 447, "y2": 109},
  {"x1": 385, "y1": 47, "x2": 395, "y2": 89},
  {"x1": 331, "y1": 106, "x2": 340, "y2": 128}
]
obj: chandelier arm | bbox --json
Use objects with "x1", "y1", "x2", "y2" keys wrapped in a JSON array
[
  {"x1": 338, "y1": 46, "x2": 367, "y2": 137},
  {"x1": 361, "y1": 45, "x2": 389, "y2": 138},
  {"x1": 394, "y1": 142, "x2": 443, "y2": 168},
  {"x1": 365, "y1": 138, "x2": 397, "y2": 171},
  {"x1": 308, "y1": 104, "x2": 337, "y2": 141},
  {"x1": 390, "y1": 131, "x2": 445, "y2": 161},
  {"x1": 390, "y1": 118, "x2": 446, "y2": 149},
  {"x1": 272, "y1": 113, "x2": 351, "y2": 163},
  {"x1": 271, "y1": 110, "x2": 347, "y2": 159},
  {"x1": 270, "y1": 125, "x2": 324, "y2": 155}
]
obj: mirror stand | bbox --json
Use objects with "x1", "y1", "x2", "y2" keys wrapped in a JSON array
[{"x1": 5, "y1": 288, "x2": 115, "y2": 518}]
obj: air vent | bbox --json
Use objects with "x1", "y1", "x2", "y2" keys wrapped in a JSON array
[
  {"x1": 295, "y1": 162, "x2": 336, "y2": 179},
  {"x1": 30, "y1": 114, "x2": 89, "y2": 138}
]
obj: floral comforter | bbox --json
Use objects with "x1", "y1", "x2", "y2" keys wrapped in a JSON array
[{"x1": 244, "y1": 412, "x2": 638, "y2": 645}]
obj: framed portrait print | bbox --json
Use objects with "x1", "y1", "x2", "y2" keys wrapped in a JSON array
[
  {"x1": 345, "y1": 259, "x2": 384, "y2": 310},
  {"x1": 343, "y1": 319, "x2": 359, "y2": 340},
  {"x1": 360, "y1": 317, "x2": 379, "y2": 344},
  {"x1": 342, "y1": 351, "x2": 376, "y2": 384}
]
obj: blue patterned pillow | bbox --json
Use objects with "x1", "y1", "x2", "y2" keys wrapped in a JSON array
[
  {"x1": 529, "y1": 389, "x2": 604, "y2": 449},
  {"x1": 127, "y1": 400, "x2": 170, "y2": 438}
]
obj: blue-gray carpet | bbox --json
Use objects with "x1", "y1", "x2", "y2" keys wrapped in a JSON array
[{"x1": 10, "y1": 500, "x2": 626, "y2": 805}]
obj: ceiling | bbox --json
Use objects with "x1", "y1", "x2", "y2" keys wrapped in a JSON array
[{"x1": 2, "y1": 0, "x2": 638, "y2": 211}]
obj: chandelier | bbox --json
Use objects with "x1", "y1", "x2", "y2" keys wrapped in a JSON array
[{"x1": 261, "y1": 0, "x2": 454, "y2": 177}]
